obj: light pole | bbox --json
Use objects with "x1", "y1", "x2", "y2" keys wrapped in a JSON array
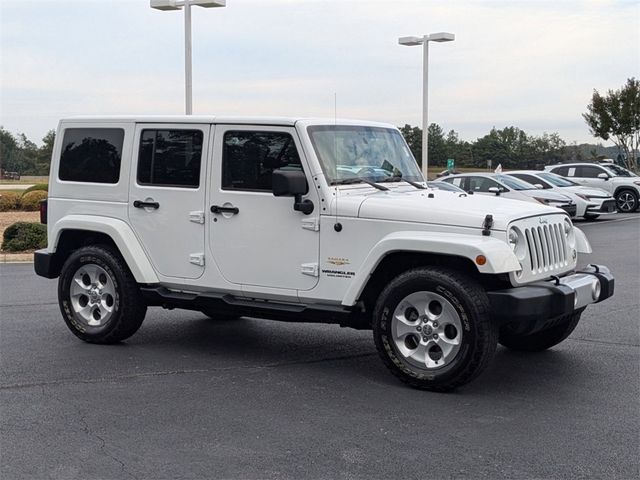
[
  {"x1": 398, "y1": 32, "x2": 454, "y2": 179},
  {"x1": 151, "y1": 0, "x2": 226, "y2": 115}
]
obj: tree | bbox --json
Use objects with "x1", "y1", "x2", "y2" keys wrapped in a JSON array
[
  {"x1": 399, "y1": 124, "x2": 422, "y2": 165},
  {"x1": 583, "y1": 77, "x2": 640, "y2": 170}
]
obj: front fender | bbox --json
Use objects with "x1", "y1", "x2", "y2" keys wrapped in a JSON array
[
  {"x1": 341, "y1": 230, "x2": 520, "y2": 306},
  {"x1": 574, "y1": 226, "x2": 592, "y2": 254},
  {"x1": 50, "y1": 215, "x2": 159, "y2": 284}
]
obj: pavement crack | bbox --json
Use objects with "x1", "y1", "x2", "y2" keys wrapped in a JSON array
[
  {"x1": 78, "y1": 414, "x2": 138, "y2": 480},
  {"x1": 0, "y1": 352, "x2": 377, "y2": 391},
  {"x1": 568, "y1": 337, "x2": 639, "y2": 347}
]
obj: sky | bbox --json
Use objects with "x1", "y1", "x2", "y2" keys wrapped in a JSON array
[{"x1": 1, "y1": 0, "x2": 639, "y2": 146}]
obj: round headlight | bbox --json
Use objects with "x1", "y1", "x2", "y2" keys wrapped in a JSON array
[
  {"x1": 508, "y1": 228, "x2": 518, "y2": 250},
  {"x1": 564, "y1": 218, "x2": 576, "y2": 248}
]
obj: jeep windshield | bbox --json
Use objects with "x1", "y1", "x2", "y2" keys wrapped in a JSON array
[{"x1": 307, "y1": 125, "x2": 423, "y2": 185}]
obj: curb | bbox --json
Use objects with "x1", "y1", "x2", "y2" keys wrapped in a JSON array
[{"x1": 0, "y1": 253, "x2": 34, "y2": 263}]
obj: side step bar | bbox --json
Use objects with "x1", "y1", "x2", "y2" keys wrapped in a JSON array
[{"x1": 139, "y1": 286, "x2": 367, "y2": 328}]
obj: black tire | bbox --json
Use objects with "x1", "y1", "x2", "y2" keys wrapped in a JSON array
[
  {"x1": 499, "y1": 308, "x2": 584, "y2": 352},
  {"x1": 58, "y1": 245, "x2": 147, "y2": 344},
  {"x1": 583, "y1": 214, "x2": 600, "y2": 220},
  {"x1": 615, "y1": 189, "x2": 638, "y2": 213},
  {"x1": 372, "y1": 267, "x2": 497, "y2": 392}
]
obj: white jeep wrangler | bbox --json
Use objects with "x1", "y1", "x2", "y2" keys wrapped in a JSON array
[{"x1": 35, "y1": 116, "x2": 614, "y2": 391}]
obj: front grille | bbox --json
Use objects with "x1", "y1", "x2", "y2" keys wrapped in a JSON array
[{"x1": 523, "y1": 222, "x2": 568, "y2": 274}]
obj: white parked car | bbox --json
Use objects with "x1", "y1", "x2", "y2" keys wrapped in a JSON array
[
  {"x1": 437, "y1": 172, "x2": 578, "y2": 217},
  {"x1": 506, "y1": 171, "x2": 616, "y2": 220},
  {"x1": 544, "y1": 162, "x2": 640, "y2": 213},
  {"x1": 34, "y1": 116, "x2": 613, "y2": 392}
]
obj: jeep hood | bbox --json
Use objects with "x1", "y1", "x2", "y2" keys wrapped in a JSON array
[{"x1": 336, "y1": 187, "x2": 559, "y2": 231}]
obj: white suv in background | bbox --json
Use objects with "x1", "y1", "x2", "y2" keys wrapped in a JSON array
[
  {"x1": 544, "y1": 162, "x2": 640, "y2": 213},
  {"x1": 506, "y1": 171, "x2": 616, "y2": 220}
]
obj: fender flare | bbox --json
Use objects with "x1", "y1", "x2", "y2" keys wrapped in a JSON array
[
  {"x1": 50, "y1": 215, "x2": 159, "y2": 284},
  {"x1": 574, "y1": 226, "x2": 592, "y2": 254},
  {"x1": 341, "y1": 230, "x2": 520, "y2": 306}
]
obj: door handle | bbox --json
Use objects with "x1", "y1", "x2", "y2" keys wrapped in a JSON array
[
  {"x1": 211, "y1": 205, "x2": 239, "y2": 215},
  {"x1": 133, "y1": 200, "x2": 160, "y2": 209}
]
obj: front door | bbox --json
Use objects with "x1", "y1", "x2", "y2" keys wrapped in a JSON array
[
  {"x1": 129, "y1": 124, "x2": 210, "y2": 279},
  {"x1": 209, "y1": 125, "x2": 320, "y2": 291}
]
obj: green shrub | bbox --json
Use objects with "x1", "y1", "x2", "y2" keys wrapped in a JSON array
[
  {"x1": 22, "y1": 183, "x2": 48, "y2": 195},
  {"x1": 0, "y1": 192, "x2": 20, "y2": 212},
  {"x1": 19, "y1": 190, "x2": 48, "y2": 211},
  {"x1": 2, "y1": 222, "x2": 47, "y2": 252}
]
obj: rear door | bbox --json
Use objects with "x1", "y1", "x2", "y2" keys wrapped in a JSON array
[{"x1": 128, "y1": 124, "x2": 210, "y2": 279}]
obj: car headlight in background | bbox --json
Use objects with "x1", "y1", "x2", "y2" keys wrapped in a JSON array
[
  {"x1": 575, "y1": 193, "x2": 590, "y2": 201},
  {"x1": 533, "y1": 197, "x2": 549, "y2": 205}
]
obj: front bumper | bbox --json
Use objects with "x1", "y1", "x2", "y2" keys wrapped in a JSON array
[
  {"x1": 487, "y1": 264, "x2": 614, "y2": 334},
  {"x1": 586, "y1": 199, "x2": 617, "y2": 215}
]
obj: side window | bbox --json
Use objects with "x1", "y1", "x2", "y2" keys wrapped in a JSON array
[
  {"x1": 137, "y1": 129, "x2": 203, "y2": 188},
  {"x1": 222, "y1": 131, "x2": 302, "y2": 191},
  {"x1": 577, "y1": 166, "x2": 605, "y2": 178},
  {"x1": 468, "y1": 177, "x2": 501, "y2": 192},
  {"x1": 59, "y1": 128, "x2": 124, "y2": 183},
  {"x1": 552, "y1": 166, "x2": 569, "y2": 176},
  {"x1": 513, "y1": 174, "x2": 547, "y2": 188}
]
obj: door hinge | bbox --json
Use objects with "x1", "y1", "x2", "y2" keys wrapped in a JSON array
[
  {"x1": 301, "y1": 217, "x2": 320, "y2": 232},
  {"x1": 189, "y1": 253, "x2": 205, "y2": 266},
  {"x1": 189, "y1": 210, "x2": 205, "y2": 224},
  {"x1": 301, "y1": 263, "x2": 319, "y2": 277}
]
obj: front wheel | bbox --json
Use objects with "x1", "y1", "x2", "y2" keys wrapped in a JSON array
[
  {"x1": 372, "y1": 267, "x2": 497, "y2": 392},
  {"x1": 58, "y1": 245, "x2": 147, "y2": 344},
  {"x1": 615, "y1": 189, "x2": 639, "y2": 213}
]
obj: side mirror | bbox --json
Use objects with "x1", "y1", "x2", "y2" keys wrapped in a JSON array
[
  {"x1": 272, "y1": 169, "x2": 314, "y2": 215},
  {"x1": 597, "y1": 172, "x2": 609, "y2": 180},
  {"x1": 534, "y1": 184, "x2": 544, "y2": 189},
  {"x1": 488, "y1": 187, "x2": 501, "y2": 196}
]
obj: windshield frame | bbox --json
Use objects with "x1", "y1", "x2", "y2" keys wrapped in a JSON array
[{"x1": 307, "y1": 125, "x2": 424, "y2": 186}]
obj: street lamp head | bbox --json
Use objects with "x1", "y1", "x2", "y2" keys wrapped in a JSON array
[
  {"x1": 151, "y1": 0, "x2": 180, "y2": 11},
  {"x1": 428, "y1": 32, "x2": 455, "y2": 42},
  {"x1": 398, "y1": 36, "x2": 424, "y2": 47},
  {"x1": 151, "y1": 0, "x2": 226, "y2": 10}
]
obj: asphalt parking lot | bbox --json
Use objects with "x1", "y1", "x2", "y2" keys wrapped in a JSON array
[{"x1": 1, "y1": 214, "x2": 639, "y2": 480}]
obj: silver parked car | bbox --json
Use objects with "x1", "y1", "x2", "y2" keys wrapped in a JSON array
[
  {"x1": 506, "y1": 171, "x2": 616, "y2": 220},
  {"x1": 437, "y1": 172, "x2": 577, "y2": 217}
]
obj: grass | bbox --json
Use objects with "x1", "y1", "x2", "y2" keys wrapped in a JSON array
[{"x1": 0, "y1": 176, "x2": 49, "y2": 185}]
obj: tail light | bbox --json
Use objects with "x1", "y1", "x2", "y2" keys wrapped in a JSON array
[{"x1": 39, "y1": 199, "x2": 48, "y2": 224}]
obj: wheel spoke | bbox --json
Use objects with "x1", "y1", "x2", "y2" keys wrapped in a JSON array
[
  {"x1": 70, "y1": 277, "x2": 90, "y2": 297},
  {"x1": 393, "y1": 315, "x2": 417, "y2": 338}
]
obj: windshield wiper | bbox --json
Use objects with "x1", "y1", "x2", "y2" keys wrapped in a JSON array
[
  {"x1": 380, "y1": 175, "x2": 426, "y2": 190},
  {"x1": 332, "y1": 177, "x2": 389, "y2": 191}
]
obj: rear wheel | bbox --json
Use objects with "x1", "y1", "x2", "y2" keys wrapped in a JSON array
[
  {"x1": 615, "y1": 189, "x2": 638, "y2": 213},
  {"x1": 372, "y1": 267, "x2": 497, "y2": 392},
  {"x1": 58, "y1": 245, "x2": 146, "y2": 344},
  {"x1": 499, "y1": 308, "x2": 584, "y2": 352}
]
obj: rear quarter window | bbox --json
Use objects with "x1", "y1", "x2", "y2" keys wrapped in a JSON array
[{"x1": 58, "y1": 128, "x2": 124, "y2": 183}]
